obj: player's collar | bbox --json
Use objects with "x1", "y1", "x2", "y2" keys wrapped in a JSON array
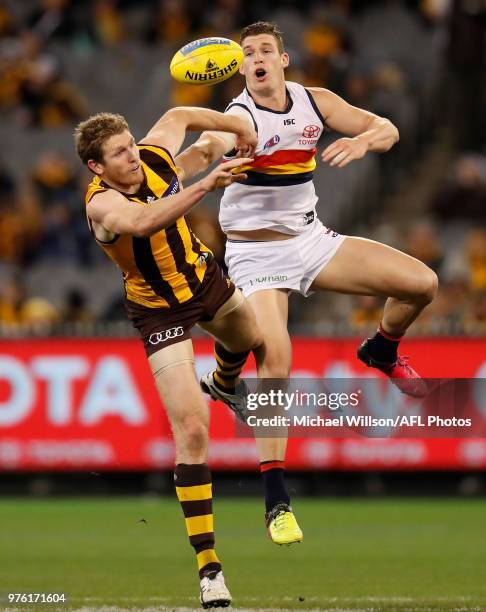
[{"x1": 245, "y1": 86, "x2": 293, "y2": 114}]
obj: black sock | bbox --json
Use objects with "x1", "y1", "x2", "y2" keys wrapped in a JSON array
[
  {"x1": 367, "y1": 324, "x2": 402, "y2": 364},
  {"x1": 260, "y1": 461, "x2": 290, "y2": 512}
]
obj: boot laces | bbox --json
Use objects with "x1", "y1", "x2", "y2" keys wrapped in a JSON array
[{"x1": 396, "y1": 355, "x2": 414, "y2": 376}]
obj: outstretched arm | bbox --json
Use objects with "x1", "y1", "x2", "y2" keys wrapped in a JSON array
[
  {"x1": 87, "y1": 157, "x2": 251, "y2": 238},
  {"x1": 174, "y1": 130, "x2": 237, "y2": 181},
  {"x1": 307, "y1": 87, "x2": 399, "y2": 168},
  {"x1": 175, "y1": 105, "x2": 255, "y2": 181},
  {"x1": 140, "y1": 107, "x2": 256, "y2": 161}
]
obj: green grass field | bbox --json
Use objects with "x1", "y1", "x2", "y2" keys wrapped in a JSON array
[{"x1": 1, "y1": 497, "x2": 486, "y2": 611}]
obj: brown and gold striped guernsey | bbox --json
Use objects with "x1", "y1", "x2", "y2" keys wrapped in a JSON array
[{"x1": 85, "y1": 144, "x2": 211, "y2": 309}]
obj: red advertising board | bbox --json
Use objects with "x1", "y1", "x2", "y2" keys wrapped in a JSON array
[{"x1": 0, "y1": 338, "x2": 485, "y2": 471}]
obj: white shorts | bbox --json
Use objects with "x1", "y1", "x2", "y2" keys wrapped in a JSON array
[{"x1": 225, "y1": 219, "x2": 346, "y2": 298}]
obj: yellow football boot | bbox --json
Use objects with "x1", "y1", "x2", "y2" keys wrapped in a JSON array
[{"x1": 265, "y1": 503, "x2": 303, "y2": 546}]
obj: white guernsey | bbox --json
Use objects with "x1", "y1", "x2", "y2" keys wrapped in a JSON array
[
  {"x1": 220, "y1": 81, "x2": 345, "y2": 298},
  {"x1": 221, "y1": 81, "x2": 325, "y2": 234}
]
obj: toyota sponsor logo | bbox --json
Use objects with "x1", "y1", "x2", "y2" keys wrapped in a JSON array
[
  {"x1": 302, "y1": 124, "x2": 320, "y2": 138},
  {"x1": 149, "y1": 326, "x2": 184, "y2": 345}
]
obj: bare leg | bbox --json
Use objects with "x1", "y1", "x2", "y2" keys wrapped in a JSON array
[
  {"x1": 312, "y1": 236, "x2": 437, "y2": 397},
  {"x1": 247, "y1": 289, "x2": 291, "y2": 462},
  {"x1": 202, "y1": 289, "x2": 291, "y2": 460},
  {"x1": 149, "y1": 341, "x2": 227, "y2": 587},
  {"x1": 199, "y1": 289, "x2": 263, "y2": 359},
  {"x1": 202, "y1": 288, "x2": 294, "y2": 518},
  {"x1": 150, "y1": 341, "x2": 208, "y2": 463},
  {"x1": 311, "y1": 236, "x2": 438, "y2": 334}
]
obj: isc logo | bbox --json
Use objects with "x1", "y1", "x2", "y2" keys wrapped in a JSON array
[{"x1": 283, "y1": 118, "x2": 295, "y2": 125}]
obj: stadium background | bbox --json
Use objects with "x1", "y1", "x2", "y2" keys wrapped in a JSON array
[{"x1": 1, "y1": 0, "x2": 486, "y2": 610}]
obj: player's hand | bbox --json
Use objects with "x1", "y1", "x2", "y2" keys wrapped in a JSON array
[
  {"x1": 235, "y1": 128, "x2": 258, "y2": 158},
  {"x1": 322, "y1": 136, "x2": 368, "y2": 168},
  {"x1": 200, "y1": 157, "x2": 252, "y2": 192}
]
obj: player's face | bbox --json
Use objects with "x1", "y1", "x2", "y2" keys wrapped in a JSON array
[
  {"x1": 240, "y1": 34, "x2": 289, "y2": 94},
  {"x1": 98, "y1": 131, "x2": 143, "y2": 186}
]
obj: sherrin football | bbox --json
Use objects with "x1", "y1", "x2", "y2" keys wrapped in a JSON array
[{"x1": 170, "y1": 37, "x2": 243, "y2": 85}]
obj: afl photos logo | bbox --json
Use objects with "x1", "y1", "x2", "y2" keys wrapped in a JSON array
[
  {"x1": 149, "y1": 326, "x2": 184, "y2": 345},
  {"x1": 302, "y1": 125, "x2": 321, "y2": 138}
]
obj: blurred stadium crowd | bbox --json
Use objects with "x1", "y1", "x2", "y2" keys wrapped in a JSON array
[{"x1": 0, "y1": 0, "x2": 484, "y2": 336}]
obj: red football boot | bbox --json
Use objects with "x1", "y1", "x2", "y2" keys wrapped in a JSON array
[{"x1": 357, "y1": 339, "x2": 428, "y2": 398}]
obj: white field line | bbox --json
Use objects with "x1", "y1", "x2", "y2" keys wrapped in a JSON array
[
  {"x1": 4, "y1": 600, "x2": 486, "y2": 612},
  {"x1": 69, "y1": 595, "x2": 480, "y2": 602},
  {"x1": 3, "y1": 595, "x2": 484, "y2": 612}
]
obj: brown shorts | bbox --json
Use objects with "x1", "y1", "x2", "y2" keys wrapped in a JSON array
[{"x1": 125, "y1": 256, "x2": 236, "y2": 357}]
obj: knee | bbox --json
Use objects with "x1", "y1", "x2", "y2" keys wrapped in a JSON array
[
  {"x1": 225, "y1": 329, "x2": 264, "y2": 355},
  {"x1": 259, "y1": 351, "x2": 291, "y2": 379},
  {"x1": 178, "y1": 415, "x2": 208, "y2": 455},
  {"x1": 250, "y1": 331, "x2": 265, "y2": 353},
  {"x1": 414, "y1": 267, "x2": 439, "y2": 304},
  {"x1": 243, "y1": 330, "x2": 265, "y2": 354}
]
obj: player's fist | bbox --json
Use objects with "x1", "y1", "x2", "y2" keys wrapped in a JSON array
[{"x1": 235, "y1": 127, "x2": 257, "y2": 158}]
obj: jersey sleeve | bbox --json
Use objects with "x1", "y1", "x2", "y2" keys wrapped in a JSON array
[
  {"x1": 224, "y1": 103, "x2": 258, "y2": 133},
  {"x1": 221, "y1": 103, "x2": 258, "y2": 159},
  {"x1": 85, "y1": 181, "x2": 107, "y2": 204},
  {"x1": 138, "y1": 143, "x2": 178, "y2": 174}
]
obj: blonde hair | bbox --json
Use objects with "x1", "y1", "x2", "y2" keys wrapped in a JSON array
[{"x1": 74, "y1": 112, "x2": 129, "y2": 164}]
